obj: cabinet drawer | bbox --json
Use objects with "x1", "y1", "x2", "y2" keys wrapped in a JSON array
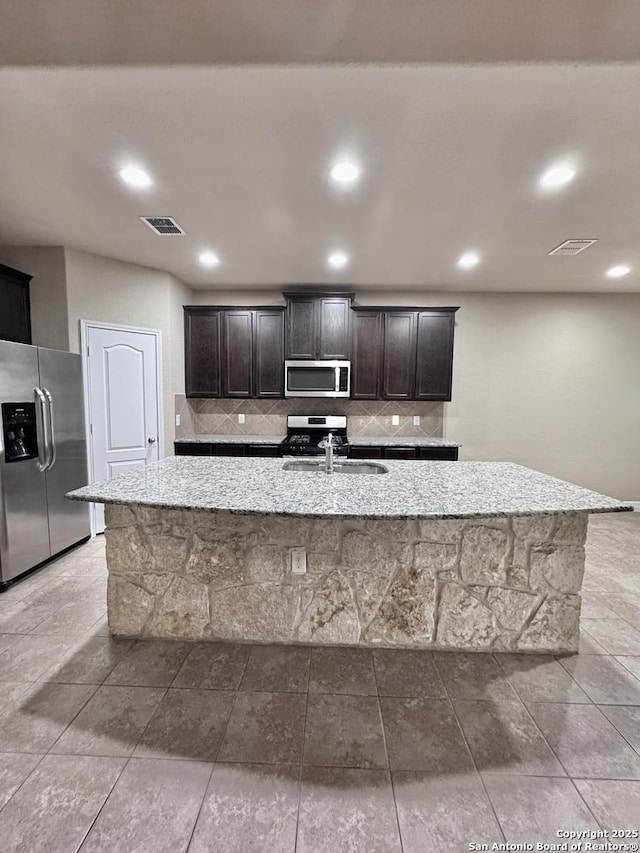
[
  {"x1": 247, "y1": 445, "x2": 281, "y2": 457},
  {"x1": 349, "y1": 446, "x2": 384, "y2": 460},
  {"x1": 174, "y1": 443, "x2": 212, "y2": 456},
  {"x1": 383, "y1": 447, "x2": 418, "y2": 460},
  {"x1": 211, "y1": 444, "x2": 246, "y2": 457},
  {"x1": 417, "y1": 447, "x2": 458, "y2": 461}
]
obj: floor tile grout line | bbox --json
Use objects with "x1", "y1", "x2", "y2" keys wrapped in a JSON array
[
  {"x1": 293, "y1": 682, "x2": 311, "y2": 853},
  {"x1": 431, "y1": 652, "x2": 507, "y2": 845},
  {"x1": 75, "y1": 754, "x2": 134, "y2": 852},
  {"x1": 595, "y1": 704, "x2": 640, "y2": 760},
  {"x1": 0, "y1": 752, "x2": 48, "y2": 819},
  {"x1": 41, "y1": 682, "x2": 101, "y2": 758},
  {"x1": 371, "y1": 648, "x2": 404, "y2": 853},
  {"x1": 183, "y1": 657, "x2": 256, "y2": 851}
]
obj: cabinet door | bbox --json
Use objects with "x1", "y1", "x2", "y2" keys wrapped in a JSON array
[
  {"x1": 254, "y1": 310, "x2": 284, "y2": 397},
  {"x1": 221, "y1": 310, "x2": 253, "y2": 397},
  {"x1": 0, "y1": 264, "x2": 32, "y2": 345},
  {"x1": 382, "y1": 312, "x2": 417, "y2": 399},
  {"x1": 351, "y1": 311, "x2": 382, "y2": 399},
  {"x1": 184, "y1": 309, "x2": 221, "y2": 397},
  {"x1": 319, "y1": 298, "x2": 351, "y2": 359},
  {"x1": 415, "y1": 312, "x2": 455, "y2": 400},
  {"x1": 286, "y1": 298, "x2": 317, "y2": 359}
]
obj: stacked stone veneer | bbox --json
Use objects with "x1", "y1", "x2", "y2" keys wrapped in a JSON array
[{"x1": 105, "y1": 504, "x2": 587, "y2": 653}]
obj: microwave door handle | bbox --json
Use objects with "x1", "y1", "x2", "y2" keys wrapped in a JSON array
[
  {"x1": 33, "y1": 387, "x2": 50, "y2": 472},
  {"x1": 43, "y1": 388, "x2": 56, "y2": 471}
]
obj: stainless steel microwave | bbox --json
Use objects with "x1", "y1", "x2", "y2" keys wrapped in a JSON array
[{"x1": 284, "y1": 360, "x2": 351, "y2": 398}]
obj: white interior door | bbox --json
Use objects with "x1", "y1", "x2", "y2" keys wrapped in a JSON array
[{"x1": 84, "y1": 323, "x2": 162, "y2": 533}]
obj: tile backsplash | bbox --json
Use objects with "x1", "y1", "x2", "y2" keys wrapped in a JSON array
[{"x1": 175, "y1": 395, "x2": 443, "y2": 440}]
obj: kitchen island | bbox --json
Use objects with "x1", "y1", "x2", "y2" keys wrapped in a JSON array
[{"x1": 68, "y1": 457, "x2": 632, "y2": 653}]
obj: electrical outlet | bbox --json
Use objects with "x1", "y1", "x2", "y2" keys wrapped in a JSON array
[
  {"x1": 175, "y1": 414, "x2": 181, "y2": 427},
  {"x1": 413, "y1": 415, "x2": 420, "y2": 427},
  {"x1": 290, "y1": 548, "x2": 307, "y2": 574},
  {"x1": 238, "y1": 413, "x2": 245, "y2": 424},
  {"x1": 391, "y1": 414, "x2": 400, "y2": 426}
]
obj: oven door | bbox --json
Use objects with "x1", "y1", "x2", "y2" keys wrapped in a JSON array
[{"x1": 284, "y1": 360, "x2": 350, "y2": 398}]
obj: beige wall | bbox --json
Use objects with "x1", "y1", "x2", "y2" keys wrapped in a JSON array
[
  {"x1": 192, "y1": 288, "x2": 640, "y2": 500},
  {"x1": 64, "y1": 248, "x2": 192, "y2": 455},
  {"x1": 0, "y1": 246, "x2": 69, "y2": 350}
]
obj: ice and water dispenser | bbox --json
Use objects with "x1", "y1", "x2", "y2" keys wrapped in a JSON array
[{"x1": 1, "y1": 402, "x2": 39, "y2": 463}]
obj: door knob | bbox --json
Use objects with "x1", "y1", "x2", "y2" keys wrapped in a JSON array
[{"x1": 148, "y1": 437, "x2": 156, "y2": 444}]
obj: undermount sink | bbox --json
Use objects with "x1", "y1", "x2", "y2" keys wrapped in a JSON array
[{"x1": 282, "y1": 460, "x2": 388, "y2": 475}]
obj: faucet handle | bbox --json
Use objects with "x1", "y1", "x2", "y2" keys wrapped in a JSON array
[{"x1": 318, "y1": 431, "x2": 337, "y2": 449}]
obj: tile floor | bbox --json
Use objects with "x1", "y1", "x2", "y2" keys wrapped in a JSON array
[{"x1": 0, "y1": 512, "x2": 639, "y2": 852}]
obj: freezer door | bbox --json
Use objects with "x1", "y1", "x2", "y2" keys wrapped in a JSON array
[
  {"x1": 38, "y1": 347, "x2": 91, "y2": 555},
  {"x1": 0, "y1": 340, "x2": 50, "y2": 583}
]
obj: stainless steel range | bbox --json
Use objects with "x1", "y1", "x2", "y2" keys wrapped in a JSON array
[{"x1": 281, "y1": 415, "x2": 349, "y2": 457}]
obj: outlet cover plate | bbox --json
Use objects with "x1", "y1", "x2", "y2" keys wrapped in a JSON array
[{"x1": 290, "y1": 548, "x2": 307, "y2": 574}]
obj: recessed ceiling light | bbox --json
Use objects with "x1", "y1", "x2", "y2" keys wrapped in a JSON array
[
  {"x1": 539, "y1": 165, "x2": 576, "y2": 189},
  {"x1": 457, "y1": 251, "x2": 480, "y2": 269},
  {"x1": 328, "y1": 251, "x2": 349, "y2": 269},
  {"x1": 119, "y1": 165, "x2": 152, "y2": 188},
  {"x1": 330, "y1": 162, "x2": 360, "y2": 185},
  {"x1": 606, "y1": 264, "x2": 631, "y2": 278},
  {"x1": 199, "y1": 251, "x2": 220, "y2": 268}
]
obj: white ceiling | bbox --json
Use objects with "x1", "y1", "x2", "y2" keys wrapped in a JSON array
[{"x1": 2, "y1": 64, "x2": 640, "y2": 291}]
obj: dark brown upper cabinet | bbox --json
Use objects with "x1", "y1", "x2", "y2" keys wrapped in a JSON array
[
  {"x1": 415, "y1": 310, "x2": 456, "y2": 400},
  {"x1": 0, "y1": 263, "x2": 32, "y2": 345},
  {"x1": 284, "y1": 292, "x2": 352, "y2": 359},
  {"x1": 221, "y1": 310, "x2": 253, "y2": 397},
  {"x1": 382, "y1": 311, "x2": 417, "y2": 399},
  {"x1": 184, "y1": 307, "x2": 221, "y2": 397},
  {"x1": 351, "y1": 310, "x2": 383, "y2": 399},
  {"x1": 253, "y1": 309, "x2": 285, "y2": 397},
  {"x1": 184, "y1": 306, "x2": 284, "y2": 399},
  {"x1": 351, "y1": 306, "x2": 458, "y2": 401}
]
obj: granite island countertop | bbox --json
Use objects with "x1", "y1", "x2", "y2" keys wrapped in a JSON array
[{"x1": 67, "y1": 456, "x2": 632, "y2": 520}]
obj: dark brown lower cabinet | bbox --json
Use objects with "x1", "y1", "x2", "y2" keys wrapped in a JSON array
[
  {"x1": 174, "y1": 443, "x2": 212, "y2": 456},
  {"x1": 349, "y1": 446, "x2": 384, "y2": 460},
  {"x1": 175, "y1": 442, "x2": 281, "y2": 457},
  {"x1": 384, "y1": 447, "x2": 417, "y2": 460},
  {"x1": 246, "y1": 444, "x2": 281, "y2": 457},
  {"x1": 175, "y1": 442, "x2": 458, "y2": 460},
  {"x1": 349, "y1": 445, "x2": 458, "y2": 461}
]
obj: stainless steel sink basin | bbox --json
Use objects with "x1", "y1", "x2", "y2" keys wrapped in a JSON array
[{"x1": 282, "y1": 460, "x2": 388, "y2": 475}]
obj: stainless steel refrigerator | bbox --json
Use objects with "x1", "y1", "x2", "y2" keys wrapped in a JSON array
[{"x1": 0, "y1": 340, "x2": 91, "y2": 589}]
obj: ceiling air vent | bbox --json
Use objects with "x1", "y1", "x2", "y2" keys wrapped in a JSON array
[
  {"x1": 140, "y1": 216, "x2": 185, "y2": 236},
  {"x1": 548, "y1": 239, "x2": 598, "y2": 256}
]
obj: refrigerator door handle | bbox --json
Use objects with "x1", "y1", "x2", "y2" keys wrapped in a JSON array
[
  {"x1": 34, "y1": 386, "x2": 51, "y2": 472},
  {"x1": 43, "y1": 388, "x2": 56, "y2": 471}
]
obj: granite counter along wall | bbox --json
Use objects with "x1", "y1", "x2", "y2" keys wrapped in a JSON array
[
  {"x1": 174, "y1": 395, "x2": 444, "y2": 440},
  {"x1": 105, "y1": 503, "x2": 586, "y2": 653}
]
